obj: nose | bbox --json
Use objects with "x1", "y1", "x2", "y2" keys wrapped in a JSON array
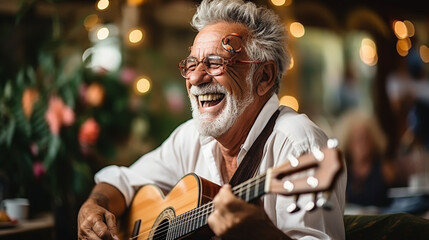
[{"x1": 187, "y1": 63, "x2": 212, "y2": 86}]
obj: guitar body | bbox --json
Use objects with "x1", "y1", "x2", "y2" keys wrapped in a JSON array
[{"x1": 120, "y1": 173, "x2": 221, "y2": 240}]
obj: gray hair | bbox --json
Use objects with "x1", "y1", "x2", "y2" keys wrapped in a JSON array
[{"x1": 191, "y1": 0, "x2": 290, "y2": 94}]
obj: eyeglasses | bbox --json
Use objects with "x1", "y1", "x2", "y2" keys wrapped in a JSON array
[{"x1": 178, "y1": 55, "x2": 263, "y2": 78}]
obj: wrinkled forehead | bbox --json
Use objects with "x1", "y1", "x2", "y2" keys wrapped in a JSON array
[
  {"x1": 189, "y1": 39, "x2": 224, "y2": 58},
  {"x1": 189, "y1": 23, "x2": 248, "y2": 58}
]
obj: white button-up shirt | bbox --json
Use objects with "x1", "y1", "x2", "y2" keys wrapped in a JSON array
[{"x1": 95, "y1": 94, "x2": 346, "y2": 239}]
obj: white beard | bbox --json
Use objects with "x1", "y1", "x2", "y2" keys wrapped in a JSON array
[{"x1": 189, "y1": 81, "x2": 254, "y2": 138}]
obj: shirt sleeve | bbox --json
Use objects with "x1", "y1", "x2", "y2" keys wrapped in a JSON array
[{"x1": 94, "y1": 119, "x2": 200, "y2": 206}]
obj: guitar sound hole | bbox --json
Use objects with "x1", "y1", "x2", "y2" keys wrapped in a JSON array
[{"x1": 153, "y1": 219, "x2": 169, "y2": 240}]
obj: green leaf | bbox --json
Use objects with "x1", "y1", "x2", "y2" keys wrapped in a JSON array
[
  {"x1": 31, "y1": 100, "x2": 50, "y2": 139},
  {"x1": 3, "y1": 81, "x2": 13, "y2": 100},
  {"x1": 16, "y1": 68, "x2": 25, "y2": 86},
  {"x1": 11, "y1": 97, "x2": 31, "y2": 138},
  {"x1": 0, "y1": 116, "x2": 16, "y2": 147},
  {"x1": 71, "y1": 159, "x2": 92, "y2": 195},
  {"x1": 44, "y1": 135, "x2": 61, "y2": 171},
  {"x1": 26, "y1": 66, "x2": 37, "y2": 85}
]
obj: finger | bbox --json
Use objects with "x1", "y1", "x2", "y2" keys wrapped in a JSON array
[
  {"x1": 86, "y1": 231, "x2": 103, "y2": 240},
  {"x1": 104, "y1": 212, "x2": 119, "y2": 239},
  {"x1": 80, "y1": 216, "x2": 102, "y2": 239},
  {"x1": 208, "y1": 208, "x2": 227, "y2": 236},
  {"x1": 93, "y1": 221, "x2": 113, "y2": 239},
  {"x1": 78, "y1": 229, "x2": 102, "y2": 240},
  {"x1": 216, "y1": 185, "x2": 244, "y2": 211},
  {"x1": 214, "y1": 184, "x2": 233, "y2": 204}
]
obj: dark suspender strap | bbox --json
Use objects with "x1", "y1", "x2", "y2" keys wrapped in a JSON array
[{"x1": 229, "y1": 109, "x2": 280, "y2": 187}]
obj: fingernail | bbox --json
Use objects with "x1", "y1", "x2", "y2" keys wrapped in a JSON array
[{"x1": 111, "y1": 234, "x2": 120, "y2": 240}]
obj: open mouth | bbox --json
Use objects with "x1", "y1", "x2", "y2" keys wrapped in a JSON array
[{"x1": 198, "y1": 93, "x2": 225, "y2": 108}]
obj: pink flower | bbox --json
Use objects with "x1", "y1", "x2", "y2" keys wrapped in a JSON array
[
  {"x1": 30, "y1": 143, "x2": 39, "y2": 156},
  {"x1": 120, "y1": 67, "x2": 137, "y2": 85},
  {"x1": 33, "y1": 161, "x2": 46, "y2": 179},
  {"x1": 45, "y1": 96, "x2": 75, "y2": 135},
  {"x1": 79, "y1": 118, "x2": 100, "y2": 146}
]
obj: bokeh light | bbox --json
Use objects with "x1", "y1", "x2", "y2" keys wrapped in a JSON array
[
  {"x1": 86, "y1": 83, "x2": 105, "y2": 107},
  {"x1": 397, "y1": 38, "x2": 411, "y2": 52},
  {"x1": 290, "y1": 22, "x2": 305, "y2": 38},
  {"x1": 97, "y1": 0, "x2": 109, "y2": 10},
  {"x1": 271, "y1": 0, "x2": 286, "y2": 6},
  {"x1": 96, "y1": 27, "x2": 109, "y2": 40},
  {"x1": 289, "y1": 56, "x2": 294, "y2": 70},
  {"x1": 83, "y1": 14, "x2": 99, "y2": 30},
  {"x1": 396, "y1": 38, "x2": 411, "y2": 57},
  {"x1": 360, "y1": 38, "x2": 378, "y2": 66},
  {"x1": 128, "y1": 28, "x2": 144, "y2": 44},
  {"x1": 135, "y1": 77, "x2": 151, "y2": 95},
  {"x1": 127, "y1": 0, "x2": 144, "y2": 6},
  {"x1": 393, "y1": 20, "x2": 408, "y2": 39},
  {"x1": 279, "y1": 95, "x2": 299, "y2": 111},
  {"x1": 403, "y1": 20, "x2": 415, "y2": 37},
  {"x1": 420, "y1": 45, "x2": 429, "y2": 63}
]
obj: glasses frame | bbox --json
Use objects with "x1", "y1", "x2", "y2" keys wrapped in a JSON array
[{"x1": 178, "y1": 55, "x2": 263, "y2": 78}]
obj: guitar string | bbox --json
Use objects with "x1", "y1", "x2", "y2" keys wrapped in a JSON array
[{"x1": 128, "y1": 174, "x2": 267, "y2": 240}]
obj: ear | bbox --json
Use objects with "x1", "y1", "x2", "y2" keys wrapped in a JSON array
[{"x1": 254, "y1": 60, "x2": 278, "y2": 96}]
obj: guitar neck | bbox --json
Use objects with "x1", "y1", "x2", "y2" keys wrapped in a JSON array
[{"x1": 165, "y1": 174, "x2": 267, "y2": 239}]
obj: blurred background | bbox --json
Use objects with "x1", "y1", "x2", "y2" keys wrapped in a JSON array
[{"x1": 0, "y1": 0, "x2": 428, "y2": 239}]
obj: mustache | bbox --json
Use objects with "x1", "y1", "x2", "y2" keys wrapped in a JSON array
[{"x1": 190, "y1": 83, "x2": 227, "y2": 96}]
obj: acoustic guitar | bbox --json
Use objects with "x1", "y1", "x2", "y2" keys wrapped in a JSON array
[{"x1": 121, "y1": 140, "x2": 343, "y2": 240}]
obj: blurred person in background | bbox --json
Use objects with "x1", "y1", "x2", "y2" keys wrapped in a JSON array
[
  {"x1": 335, "y1": 109, "x2": 396, "y2": 208},
  {"x1": 385, "y1": 49, "x2": 429, "y2": 216}
]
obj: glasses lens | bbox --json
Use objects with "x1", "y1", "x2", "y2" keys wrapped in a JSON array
[
  {"x1": 179, "y1": 59, "x2": 188, "y2": 77},
  {"x1": 179, "y1": 57, "x2": 197, "y2": 78},
  {"x1": 185, "y1": 57, "x2": 198, "y2": 70},
  {"x1": 204, "y1": 55, "x2": 224, "y2": 76}
]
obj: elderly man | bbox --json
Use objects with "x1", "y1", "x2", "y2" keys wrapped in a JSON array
[{"x1": 77, "y1": 0, "x2": 346, "y2": 239}]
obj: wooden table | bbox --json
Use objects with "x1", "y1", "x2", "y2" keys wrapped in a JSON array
[{"x1": 0, "y1": 213, "x2": 54, "y2": 240}]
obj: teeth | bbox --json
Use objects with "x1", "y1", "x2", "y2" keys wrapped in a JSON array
[{"x1": 198, "y1": 94, "x2": 224, "y2": 102}]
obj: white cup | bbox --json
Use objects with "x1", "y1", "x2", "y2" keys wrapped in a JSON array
[{"x1": 2, "y1": 198, "x2": 29, "y2": 222}]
